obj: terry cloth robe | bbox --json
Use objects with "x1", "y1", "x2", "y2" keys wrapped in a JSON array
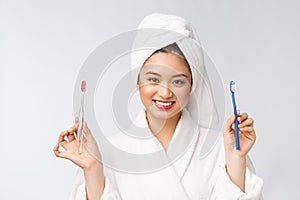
[
  {"x1": 69, "y1": 108, "x2": 264, "y2": 200},
  {"x1": 70, "y1": 13, "x2": 264, "y2": 200}
]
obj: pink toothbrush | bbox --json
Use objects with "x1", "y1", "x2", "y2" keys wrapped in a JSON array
[{"x1": 77, "y1": 80, "x2": 86, "y2": 154}]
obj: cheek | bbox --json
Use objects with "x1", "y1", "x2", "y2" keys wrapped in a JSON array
[
  {"x1": 173, "y1": 87, "x2": 190, "y2": 106},
  {"x1": 138, "y1": 86, "x2": 155, "y2": 103}
]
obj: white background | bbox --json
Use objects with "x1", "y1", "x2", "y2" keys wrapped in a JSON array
[{"x1": 1, "y1": 0, "x2": 300, "y2": 199}]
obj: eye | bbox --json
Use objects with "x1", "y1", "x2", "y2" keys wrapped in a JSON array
[
  {"x1": 172, "y1": 79, "x2": 185, "y2": 85},
  {"x1": 147, "y1": 77, "x2": 159, "y2": 83}
]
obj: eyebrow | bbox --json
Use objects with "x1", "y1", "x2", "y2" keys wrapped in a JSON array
[
  {"x1": 145, "y1": 72, "x2": 161, "y2": 76},
  {"x1": 172, "y1": 74, "x2": 188, "y2": 78},
  {"x1": 145, "y1": 71, "x2": 188, "y2": 78}
]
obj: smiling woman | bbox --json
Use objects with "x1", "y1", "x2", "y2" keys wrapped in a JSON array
[
  {"x1": 138, "y1": 46, "x2": 192, "y2": 148},
  {"x1": 54, "y1": 13, "x2": 264, "y2": 200},
  {"x1": 139, "y1": 47, "x2": 191, "y2": 111}
]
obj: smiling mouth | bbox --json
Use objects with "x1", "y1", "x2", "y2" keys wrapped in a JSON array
[{"x1": 153, "y1": 100, "x2": 176, "y2": 110}]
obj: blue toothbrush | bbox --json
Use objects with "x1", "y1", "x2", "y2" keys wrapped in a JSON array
[{"x1": 230, "y1": 81, "x2": 240, "y2": 150}]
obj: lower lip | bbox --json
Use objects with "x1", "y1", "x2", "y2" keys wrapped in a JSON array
[{"x1": 154, "y1": 101, "x2": 174, "y2": 110}]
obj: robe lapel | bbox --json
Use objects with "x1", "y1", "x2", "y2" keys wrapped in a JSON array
[{"x1": 109, "y1": 109, "x2": 199, "y2": 200}]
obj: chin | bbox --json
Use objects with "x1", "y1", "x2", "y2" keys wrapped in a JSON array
[{"x1": 148, "y1": 106, "x2": 181, "y2": 120}]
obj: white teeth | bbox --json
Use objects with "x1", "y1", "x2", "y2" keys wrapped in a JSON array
[{"x1": 155, "y1": 100, "x2": 173, "y2": 106}]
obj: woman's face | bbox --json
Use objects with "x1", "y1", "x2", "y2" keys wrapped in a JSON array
[{"x1": 138, "y1": 52, "x2": 192, "y2": 120}]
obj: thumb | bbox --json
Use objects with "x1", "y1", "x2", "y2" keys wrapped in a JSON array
[
  {"x1": 83, "y1": 121, "x2": 93, "y2": 139},
  {"x1": 224, "y1": 114, "x2": 236, "y2": 133}
]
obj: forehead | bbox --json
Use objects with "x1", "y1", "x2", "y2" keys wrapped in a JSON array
[{"x1": 141, "y1": 52, "x2": 190, "y2": 75}]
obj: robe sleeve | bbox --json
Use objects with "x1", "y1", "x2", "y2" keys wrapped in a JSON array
[
  {"x1": 211, "y1": 156, "x2": 264, "y2": 200},
  {"x1": 69, "y1": 169, "x2": 121, "y2": 200}
]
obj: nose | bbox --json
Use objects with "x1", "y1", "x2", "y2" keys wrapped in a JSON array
[{"x1": 158, "y1": 84, "x2": 173, "y2": 99}]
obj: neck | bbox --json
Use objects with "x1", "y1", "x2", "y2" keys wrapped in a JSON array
[{"x1": 146, "y1": 111, "x2": 181, "y2": 149}]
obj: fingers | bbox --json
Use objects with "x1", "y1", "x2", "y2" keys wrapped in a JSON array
[
  {"x1": 53, "y1": 143, "x2": 68, "y2": 159},
  {"x1": 75, "y1": 117, "x2": 79, "y2": 131},
  {"x1": 58, "y1": 130, "x2": 69, "y2": 143},
  {"x1": 67, "y1": 133, "x2": 76, "y2": 142},
  {"x1": 53, "y1": 143, "x2": 60, "y2": 157},
  {"x1": 55, "y1": 120, "x2": 93, "y2": 152},
  {"x1": 67, "y1": 125, "x2": 77, "y2": 142},
  {"x1": 57, "y1": 131, "x2": 70, "y2": 152},
  {"x1": 59, "y1": 141, "x2": 69, "y2": 150},
  {"x1": 237, "y1": 112, "x2": 248, "y2": 123},
  {"x1": 225, "y1": 111, "x2": 254, "y2": 132},
  {"x1": 238, "y1": 118, "x2": 254, "y2": 128},
  {"x1": 239, "y1": 126, "x2": 254, "y2": 132},
  {"x1": 75, "y1": 116, "x2": 79, "y2": 124},
  {"x1": 54, "y1": 119, "x2": 85, "y2": 160},
  {"x1": 58, "y1": 124, "x2": 77, "y2": 143},
  {"x1": 68, "y1": 124, "x2": 77, "y2": 134}
]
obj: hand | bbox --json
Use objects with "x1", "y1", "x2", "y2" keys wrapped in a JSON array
[
  {"x1": 223, "y1": 110, "x2": 256, "y2": 191},
  {"x1": 53, "y1": 117, "x2": 102, "y2": 170},
  {"x1": 54, "y1": 118, "x2": 106, "y2": 199},
  {"x1": 223, "y1": 110, "x2": 256, "y2": 158}
]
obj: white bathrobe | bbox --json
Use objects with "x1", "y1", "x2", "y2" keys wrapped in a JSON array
[
  {"x1": 70, "y1": 109, "x2": 263, "y2": 200},
  {"x1": 70, "y1": 13, "x2": 263, "y2": 200}
]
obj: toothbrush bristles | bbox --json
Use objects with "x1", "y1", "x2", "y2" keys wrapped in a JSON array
[
  {"x1": 232, "y1": 84, "x2": 236, "y2": 92},
  {"x1": 230, "y1": 81, "x2": 236, "y2": 92},
  {"x1": 81, "y1": 80, "x2": 86, "y2": 92}
]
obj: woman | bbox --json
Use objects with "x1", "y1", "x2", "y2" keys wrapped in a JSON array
[{"x1": 53, "y1": 13, "x2": 263, "y2": 200}]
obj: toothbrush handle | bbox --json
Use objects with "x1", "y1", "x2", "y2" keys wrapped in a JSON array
[
  {"x1": 77, "y1": 110, "x2": 84, "y2": 153},
  {"x1": 234, "y1": 118, "x2": 240, "y2": 150},
  {"x1": 231, "y1": 92, "x2": 240, "y2": 150}
]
